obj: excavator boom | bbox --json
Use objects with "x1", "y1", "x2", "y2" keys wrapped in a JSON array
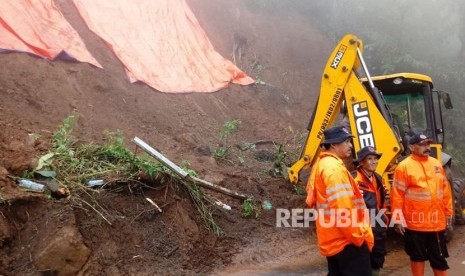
[{"x1": 288, "y1": 34, "x2": 402, "y2": 184}]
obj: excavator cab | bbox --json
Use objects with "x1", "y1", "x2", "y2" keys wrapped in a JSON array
[
  {"x1": 365, "y1": 74, "x2": 465, "y2": 226},
  {"x1": 365, "y1": 73, "x2": 453, "y2": 163}
]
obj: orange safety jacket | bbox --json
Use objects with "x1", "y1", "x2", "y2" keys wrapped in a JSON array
[
  {"x1": 307, "y1": 151, "x2": 374, "y2": 257},
  {"x1": 353, "y1": 169, "x2": 388, "y2": 228},
  {"x1": 354, "y1": 168, "x2": 388, "y2": 259},
  {"x1": 391, "y1": 154, "x2": 453, "y2": 232}
]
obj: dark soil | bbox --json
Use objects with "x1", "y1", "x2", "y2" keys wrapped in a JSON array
[{"x1": 0, "y1": 1, "x2": 330, "y2": 275}]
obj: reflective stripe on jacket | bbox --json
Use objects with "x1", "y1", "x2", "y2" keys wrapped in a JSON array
[
  {"x1": 311, "y1": 151, "x2": 374, "y2": 257},
  {"x1": 390, "y1": 154, "x2": 453, "y2": 232}
]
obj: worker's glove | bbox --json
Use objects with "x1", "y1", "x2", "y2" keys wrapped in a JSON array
[{"x1": 394, "y1": 223, "x2": 405, "y2": 236}]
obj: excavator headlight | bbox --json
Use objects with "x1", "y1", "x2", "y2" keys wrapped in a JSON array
[{"x1": 393, "y1": 77, "x2": 403, "y2": 85}]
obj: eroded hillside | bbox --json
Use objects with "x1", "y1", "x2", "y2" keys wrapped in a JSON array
[{"x1": 0, "y1": 1, "x2": 331, "y2": 274}]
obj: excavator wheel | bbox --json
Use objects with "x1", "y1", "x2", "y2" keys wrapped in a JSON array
[{"x1": 453, "y1": 179, "x2": 465, "y2": 225}]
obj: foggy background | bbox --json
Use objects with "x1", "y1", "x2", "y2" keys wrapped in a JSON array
[{"x1": 245, "y1": 0, "x2": 465, "y2": 175}]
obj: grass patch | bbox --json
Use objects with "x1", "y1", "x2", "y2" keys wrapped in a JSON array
[
  {"x1": 30, "y1": 115, "x2": 222, "y2": 234},
  {"x1": 213, "y1": 119, "x2": 241, "y2": 161},
  {"x1": 241, "y1": 198, "x2": 261, "y2": 218}
]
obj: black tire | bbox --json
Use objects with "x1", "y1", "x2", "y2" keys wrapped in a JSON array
[{"x1": 453, "y1": 179, "x2": 465, "y2": 225}]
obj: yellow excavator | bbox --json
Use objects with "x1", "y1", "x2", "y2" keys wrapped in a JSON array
[{"x1": 288, "y1": 34, "x2": 465, "y2": 230}]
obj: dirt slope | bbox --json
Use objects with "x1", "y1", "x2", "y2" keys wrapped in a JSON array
[{"x1": 0, "y1": 1, "x2": 333, "y2": 274}]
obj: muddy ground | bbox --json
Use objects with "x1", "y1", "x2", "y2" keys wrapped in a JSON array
[{"x1": 1, "y1": 1, "x2": 464, "y2": 275}]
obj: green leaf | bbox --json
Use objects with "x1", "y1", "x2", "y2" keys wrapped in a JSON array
[
  {"x1": 35, "y1": 170, "x2": 57, "y2": 178},
  {"x1": 35, "y1": 152, "x2": 55, "y2": 171}
]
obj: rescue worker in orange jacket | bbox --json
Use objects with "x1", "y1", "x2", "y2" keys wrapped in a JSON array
[
  {"x1": 353, "y1": 146, "x2": 388, "y2": 276},
  {"x1": 306, "y1": 126, "x2": 374, "y2": 276},
  {"x1": 391, "y1": 133, "x2": 453, "y2": 276}
]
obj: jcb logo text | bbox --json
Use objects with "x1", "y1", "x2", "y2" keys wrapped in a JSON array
[{"x1": 353, "y1": 101, "x2": 376, "y2": 149}]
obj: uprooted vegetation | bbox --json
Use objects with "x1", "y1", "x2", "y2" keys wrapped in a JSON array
[
  {"x1": 0, "y1": 112, "x2": 314, "y2": 273},
  {"x1": 10, "y1": 115, "x2": 306, "y2": 237},
  {"x1": 16, "y1": 115, "x2": 224, "y2": 235}
]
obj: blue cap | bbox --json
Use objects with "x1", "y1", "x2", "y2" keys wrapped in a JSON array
[
  {"x1": 356, "y1": 146, "x2": 382, "y2": 162},
  {"x1": 409, "y1": 133, "x2": 433, "y2": 145},
  {"x1": 322, "y1": 126, "x2": 354, "y2": 144}
]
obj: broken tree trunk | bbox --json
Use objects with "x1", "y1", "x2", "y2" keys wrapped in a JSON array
[{"x1": 132, "y1": 137, "x2": 249, "y2": 200}]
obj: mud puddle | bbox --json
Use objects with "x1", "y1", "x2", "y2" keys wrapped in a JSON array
[{"x1": 216, "y1": 226, "x2": 465, "y2": 276}]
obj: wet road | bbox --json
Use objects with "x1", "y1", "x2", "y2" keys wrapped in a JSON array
[{"x1": 217, "y1": 225, "x2": 465, "y2": 276}]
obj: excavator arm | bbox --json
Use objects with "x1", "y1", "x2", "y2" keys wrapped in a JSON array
[{"x1": 288, "y1": 34, "x2": 403, "y2": 184}]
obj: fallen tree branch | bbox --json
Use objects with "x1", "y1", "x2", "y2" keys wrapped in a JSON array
[
  {"x1": 132, "y1": 137, "x2": 249, "y2": 200},
  {"x1": 132, "y1": 137, "x2": 188, "y2": 178},
  {"x1": 190, "y1": 176, "x2": 247, "y2": 200}
]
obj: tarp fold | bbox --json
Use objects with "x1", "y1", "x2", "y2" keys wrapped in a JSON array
[
  {"x1": 73, "y1": 0, "x2": 254, "y2": 92},
  {"x1": 0, "y1": 0, "x2": 101, "y2": 67}
]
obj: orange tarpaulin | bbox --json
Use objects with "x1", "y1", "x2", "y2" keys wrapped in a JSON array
[
  {"x1": 0, "y1": 0, "x2": 101, "y2": 68},
  {"x1": 73, "y1": 0, "x2": 254, "y2": 93}
]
